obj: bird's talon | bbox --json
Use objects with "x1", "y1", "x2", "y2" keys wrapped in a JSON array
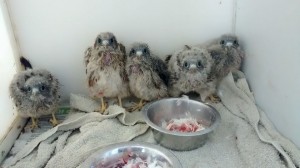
[
  {"x1": 100, "y1": 102, "x2": 108, "y2": 114},
  {"x1": 208, "y1": 94, "x2": 221, "y2": 103},
  {"x1": 49, "y1": 118, "x2": 59, "y2": 127},
  {"x1": 30, "y1": 123, "x2": 39, "y2": 129},
  {"x1": 98, "y1": 97, "x2": 108, "y2": 114},
  {"x1": 127, "y1": 100, "x2": 147, "y2": 112},
  {"x1": 49, "y1": 112, "x2": 59, "y2": 127},
  {"x1": 29, "y1": 117, "x2": 39, "y2": 130}
]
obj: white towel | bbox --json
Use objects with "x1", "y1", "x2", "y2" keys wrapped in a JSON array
[
  {"x1": 2, "y1": 72, "x2": 300, "y2": 168},
  {"x1": 133, "y1": 72, "x2": 300, "y2": 168},
  {"x1": 2, "y1": 97, "x2": 149, "y2": 168}
]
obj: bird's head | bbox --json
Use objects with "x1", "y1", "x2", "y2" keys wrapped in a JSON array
[
  {"x1": 219, "y1": 34, "x2": 239, "y2": 49},
  {"x1": 129, "y1": 43, "x2": 151, "y2": 63},
  {"x1": 20, "y1": 71, "x2": 53, "y2": 101},
  {"x1": 94, "y1": 32, "x2": 118, "y2": 50},
  {"x1": 182, "y1": 56, "x2": 205, "y2": 74},
  {"x1": 24, "y1": 79, "x2": 50, "y2": 101},
  {"x1": 178, "y1": 48, "x2": 212, "y2": 81}
]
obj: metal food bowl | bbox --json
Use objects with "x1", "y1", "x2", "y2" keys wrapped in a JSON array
[
  {"x1": 82, "y1": 141, "x2": 182, "y2": 168},
  {"x1": 143, "y1": 98, "x2": 221, "y2": 151}
]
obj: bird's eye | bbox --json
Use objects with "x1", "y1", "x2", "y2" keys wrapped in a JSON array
[
  {"x1": 110, "y1": 38, "x2": 114, "y2": 43},
  {"x1": 40, "y1": 85, "x2": 46, "y2": 91},
  {"x1": 130, "y1": 49, "x2": 135, "y2": 55},
  {"x1": 27, "y1": 87, "x2": 31, "y2": 92},
  {"x1": 220, "y1": 40, "x2": 225, "y2": 45},
  {"x1": 143, "y1": 48, "x2": 148, "y2": 53},
  {"x1": 197, "y1": 61, "x2": 203, "y2": 68},
  {"x1": 233, "y1": 40, "x2": 238, "y2": 45},
  {"x1": 97, "y1": 38, "x2": 102, "y2": 44},
  {"x1": 183, "y1": 62, "x2": 189, "y2": 68}
]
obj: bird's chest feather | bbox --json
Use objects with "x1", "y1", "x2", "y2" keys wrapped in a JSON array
[
  {"x1": 89, "y1": 49, "x2": 123, "y2": 69},
  {"x1": 129, "y1": 66, "x2": 150, "y2": 84},
  {"x1": 88, "y1": 67, "x2": 124, "y2": 97},
  {"x1": 129, "y1": 65, "x2": 153, "y2": 83},
  {"x1": 180, "y1": 73, "x2": 204, "y2": 89},
  {"x1": 101, "y1": 52, "x2": 113, "y2": 65},
  {"x1": 130, "y1": 64, "x2": 143, "y2": 74},
  {"x1": 187, "y1": 77, "x2": 199, "y2": 88},
  {"x1": 19, "y1": 98, "x2": 54, "y2": 117}
]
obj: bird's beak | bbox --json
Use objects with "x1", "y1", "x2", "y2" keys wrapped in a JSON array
[
  {"x1": 136, "y1": 51, "x2": 143, "y2": 56},
  {"x1": 32, "y1": 88, "x2": 39, "y2": 95},
  {"x1": 225, "y1": 42, "x2": 233, "y2": 47},
  {"x1": 189, "y1": 64, "x2": 197, "y2": 69},
  {"x1": 102, "y1": 40, "x2": 109, "y2": 46},
  {"x1": 189, "y1": 64, "x2": 197, "y2": 72}
]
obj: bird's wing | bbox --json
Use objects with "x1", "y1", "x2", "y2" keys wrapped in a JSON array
[
  {"x1": 49, "y1": 74, "x2": 60, "y2": 99},
  {"x1": 168, "y1": 72, "x2": 179, "y2": 86},
  {"x1": 117, "y1": 42, "x2": 129, "y2": 82},
  {"x1": 206, "y1": 45, "x2": 226, "y2": 65},
  {"x1": 207, "y1": 69, "x2": 218, "y2": 83},
  {"x1": 238, "y1": 48, "x2": 245, "y2": 59},
  {"x1": 151, "y1": 56, "x2": 170, "y2": 86},
  {"x1": 118, "y1": 43, "x2": 126, "y2": 57},
  {"x1": 9, "y1": 73, "x2": 24, "y2": 106},
  {"x1": 84, "y1": 47, "x2": 93, "y2": 67}
]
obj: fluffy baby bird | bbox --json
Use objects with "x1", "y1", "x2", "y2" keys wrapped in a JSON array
[
  {"x1": 205, "y1": 34, "x2": 244, "y2": 79},
  {"x1": 84, "y1": 32, "x2": 130, "y2": 113},
  {"x1": 126, "y1": 43, "x2": 169, "y2": 111},
  {"x1": 10, "y1": 57, "x2": 60, "y2": 129},
  {"x1": 167, "y1": 46, "x2": 216, "y2": 102}
]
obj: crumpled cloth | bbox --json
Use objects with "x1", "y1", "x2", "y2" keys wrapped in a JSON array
[
  {"x1": 2, "y1": 72, "x2": 300, "y2": 168},
  {"x1": 2, "y1": 95, "x2": 148, "y2": 168}
]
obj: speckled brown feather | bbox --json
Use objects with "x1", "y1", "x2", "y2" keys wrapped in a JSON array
[
  {"x1": 126, "y1": 43, "x2": 169, "y2": 101},
  {"x1": 84, "y1": 33, "x2": 130, "y2": 99},
  {"x1": 9, "y1": 68, "x2": 60, "y2": 118},
  {"x1": 167, "y1": 47, "x2": 216, "y2": 101},
  {"x1": 205, "y1": 34, "x2": 244, "y2": 80}
]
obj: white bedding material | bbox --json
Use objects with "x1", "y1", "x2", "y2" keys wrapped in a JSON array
[
  {"x1": 2, "y1": 72, "x2": 300, "y2": 168},
  {"x1": 2, "y1": 99, "x2": 149, "y2": 168}
]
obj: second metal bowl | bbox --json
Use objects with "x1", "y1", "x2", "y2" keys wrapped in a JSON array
[{"x1": 81, "y1": 141, "x2": 182, "y2": 168}]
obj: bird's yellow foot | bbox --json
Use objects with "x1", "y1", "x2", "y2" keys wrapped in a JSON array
[
  {"x1": 99, "y1": 101, "x2": 108, "y2": 114},
  {"x1": 95, "y1": 97, "x2": 108, "y2": 114},
  {"x1": 100, "y1": 103, "x2": 107, "y2": 113},
  {"x1": 49, "y1": 113, "x2": 59, "y2": 127},
  {"x1": 30, "y1": 117, "x2": 39, "y2": 129},
  {"x1": 127, "y1": 99, "x2": 147, "y2": 112},
  {"x1": 118, "y1": 96, "x2": 123, "y2": 108},
  {"x1": 208, "y1": 94, "x2": 221, "y2": 103}
]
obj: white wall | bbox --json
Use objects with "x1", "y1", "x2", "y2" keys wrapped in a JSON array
[
  {"x1": 0, "y1": 2, "x2": 17, "y2": 139},
  {"x1": 236, "y1": 0, "x2": 300, "y2": 147},
  {"x1": 5, "y1": 0, "x2": 300, "y2": 148},
  {"x1": 7, "y1": 0, "x2": 234, "y2": 103}
]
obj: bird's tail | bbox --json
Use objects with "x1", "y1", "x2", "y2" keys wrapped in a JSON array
[
  {"x1": 20, "y1": 56, "x2": 33, "y2": 70},
  {"x1": 165, "y1": 54, "x2": 172, "y2": 64},
  {"x1": 184, "y1": 45, "x2": 191, "y2": 50}
]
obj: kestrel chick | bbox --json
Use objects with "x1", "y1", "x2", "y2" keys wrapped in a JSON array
[
  {"x1": 126, "y1": 43, "x2": 169, "y2": 111},
  {"x1": 206, "y1": 34, "x2": 244, "y2": 79},
  {"x1": 167, "y1": 46, "x2": 216, "y2": 102},
  {"x1": 9, "y1": 57, "x2": 60, "y2": 129},
  {"x1": 84, "y1": 32, "x2": 130, "y2": 113}
]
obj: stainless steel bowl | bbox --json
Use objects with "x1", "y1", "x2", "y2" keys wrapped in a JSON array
[
  {"x1": 81, "y1": 141, "x2": 182, "y2": 168},
  {"x1": 143, "y1": 98, "x2": 221, "y2": 151}
]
